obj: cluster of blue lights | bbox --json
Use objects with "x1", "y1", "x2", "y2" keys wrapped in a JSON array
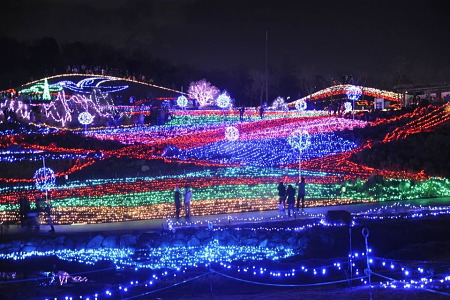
[
  {"x1": 176, "y1": 133, "x2": 357, "y2": 167},
  {"x1": 1, "y1": 244, "x2": 449, "y2": 299},
  {"x1": 0, "y1": 240, "x2": 294, "y2": 271},
  {"x1": 0, "y1": 151, "x2": 96, "y2": 162}
]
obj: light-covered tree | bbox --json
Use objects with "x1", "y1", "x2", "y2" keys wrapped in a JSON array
[{"x1": 188, "y1": 79, "x2": 220, "y2": 108}]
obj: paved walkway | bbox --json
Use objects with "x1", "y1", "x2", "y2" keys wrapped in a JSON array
[{"x1": 2, "y1": 197, "x2": 449, "y2": 237}]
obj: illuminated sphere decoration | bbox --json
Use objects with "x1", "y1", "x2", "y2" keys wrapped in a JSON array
[
  {"x1": 344, "y1": 102, "x2": 353, "y2": 113},
  {"x1": 177, "y1": 95, "x2": 188, "y2": 108},
  {"x1": 34, "y1": 167, "x2": 56, "y2": 191},
  {"x1": 224, "y1": 126, "x2": 239, "y2": 141},
  {"x1": 346, "y1": 86, "x2": 362, "y2": 101},
  {"x1": 288, "y1": 129, "x2": 311, "y2": 151},
  {"x1": 272, "y1": 97, "x2": 285, "y2": 110},
  {"x1": 78, "y1": 111, "x2": 94, "y2": 125},
  {"x1": 295, "y1": 99, "x2": 307, "y2": 111},
  {"x1": 216, "y1": 93, "x2": 231, "y2": 109}
]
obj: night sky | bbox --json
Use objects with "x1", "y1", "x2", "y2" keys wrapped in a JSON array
[{"x1": 2, "y1": 0, "x2": 449, "y2": 83}]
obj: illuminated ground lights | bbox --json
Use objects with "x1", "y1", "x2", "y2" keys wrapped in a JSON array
[
  {"x1": 1, "y1": 103, "x2": 450, "y2": 226},
  {"x1": 1, "y1": 177, "x2": 450, "y2": 224},
  {"x1": 1, "y1": 213, "x2": 450, "y2": 299},
  {"x1": 176, "y1": 132, "x2": 357, "y2": 167}
]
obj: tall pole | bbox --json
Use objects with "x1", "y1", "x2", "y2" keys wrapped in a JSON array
[
  {"x1": 265, "y1": 30, "x2": 268, "y2": 105},
  {"x1": 42, "y1": 158, "x2": 49, "y2": 204},
  {"x1": 298, "y1": 150, "x2": 302, "y2": 182},
  {"x1": 352, "y1": 98, "x2": 355, "y2": 121}
]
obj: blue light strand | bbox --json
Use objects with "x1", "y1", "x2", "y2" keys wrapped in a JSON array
[
  {"x1": 1, "y1": 247, "x2": 450, "y2": 299},
  {"x1": 0, "y1": 151, "x2": 98, "y2": 162},
  {"x1": 211, "y1": 269, "x2": 368, "y2": 287},
  {"x1": 121, "y1": 272, "x2": 210, "y2": 300}
]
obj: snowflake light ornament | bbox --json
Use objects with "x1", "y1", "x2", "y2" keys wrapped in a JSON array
[
  {"x1": 34, "y1": 167, "x2": 56, "y2": 191},
  {"x1": 225, "y1": 126, "x2": 239, "y2": 141},
  {"x1": 295, "y1": 99, "x2": 307, "y2": 111},
  {"x1": 177, "y1": 95, "x2": 188, "y2": 108},
  {"x1": 78, "y1": 111, "x2": 94, "y2": 125},
  {"x1": 346, "y1": 86, "x2": 362, "y2": 101},
  {"x1": 216, "y1": 92, "x2": 231, "y2": 109},
  {"x1": 287, "y1": 129, "x2": 311, "y2": 151}
]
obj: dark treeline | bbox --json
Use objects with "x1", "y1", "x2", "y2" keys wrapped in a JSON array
[{"x1": 0, "y1": 37, "x2": 395, "y2": 107}]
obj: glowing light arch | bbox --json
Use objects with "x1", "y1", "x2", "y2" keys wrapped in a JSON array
[
  {"x1": 20, "y1": 74, "x2": 188, "y2": 96},
  {"x1": 288, "y1": 84, "x2": 402, "y2": 108}
]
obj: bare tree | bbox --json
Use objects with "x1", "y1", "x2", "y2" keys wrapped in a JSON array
[{"x1": 188, "y1": 79, "x2": 220, "y2": 108}]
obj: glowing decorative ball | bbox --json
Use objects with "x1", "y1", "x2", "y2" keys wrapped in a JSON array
[
  {"x1": 295, "y1": 100, "x2": 307, "y2": 111},
  {"x1": 34, "y1": 167, "x2": 56, "y2": 191},
  {"x1": 216, "y1": 93, "x2": 231, "y2": 108},
  {"x1": 287, "y1": 129, "x2": 311, "y2": 151},
  {"x1": 272, "y1": 97, "x2": 285, "y2": 109},
  {"x1": 177, "y1": 95, "x2": 188, "y2": 108},
  {"x1": 225, "y1": 126, "x2": 239, "y2": 141},
  {"x1": 78, "y1": 111, "x2": 94, "y2": 125},
  {"x1": 346, "y1": 86, "x2": 362, "y2": 101},
  {"x1": 344, "y1": 102, "x2": 352, "y2": 113}
]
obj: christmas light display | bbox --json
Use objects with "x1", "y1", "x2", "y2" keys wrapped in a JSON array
[
  {"x1": 176, "y1": 95, "x2": 188, "y2": 108},
  {"x1": 42, "y1": 91, "x2": 114, "y2": 127},
  {"x1": 33, "y1": 167, "x2": 56, "y2": 191},
  {"x1": 42, "y1": 78, "x2": 51, "y2": 100},
  {"x1": 1, "y1": 87, "x2": 450, "y2": 300},
  {"x1": 177, "y1": 132, "x2": 355, "y2": 168},
  {"x1": 0, "y1": 150, "x2": 94, "y2": 162},
  {"x1": 382, "y1": 102, "x2": 450, "y2": 143},
  {"x1": 78, "y1": 111, "x2": 94, "y2": 125},
  {"x1": 346, "y1": 85, "x2": 363, "y2": 101},
  {"x1": 216, "y1": 92, "x2": 231, "y2": 109},
  {"x1": 344, "y1": 101, "x2": 352, "y2": 113},
  {"x1": 224, "y1": 126, "x2": 239, "y2": 141},
  {"x1": 53, "y1": 77, "x2": 129, "y2": 94},
  {"x1": 272, "y1": 97, "x2": 286, "y2": 110},
  {"x1": 18, "y1": 80, "x2": 62, "y2": 97},
  {"x1": 0, "y1": 98, "x2": 31, "y2": 121},
  {"x1": 1, "y1": 91, "x2": 449, "y2": 227},
  {"x1": 295, "y1": 99, "x2": 307, "y2": 111},
  {"x1": 21, "y1": 73, "x2": 186, "y2": 96},
  {"x1": 288, "y1": 84, "x2": 401, "y2": 109},
  {"x1": 188, "y1": 79, "x2": 220, "y2": 108},
  {"x1": 1, "y1": 204, "x2": 450, "y2": 299},
  {"x1": 288, "y1": 129, "x2": 311, "y2": 151}
]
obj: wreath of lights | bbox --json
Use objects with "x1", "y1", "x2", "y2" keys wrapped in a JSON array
[
  {"x1": 346, "y1": 86, "x2": 362, "y2": 101},
  {"x1": 33, "y1": 167, "x2": 56, "y2": 191},
  {"x1": 295, "y1": 99, "x2": 307, "y2": 111},
  {"x1": 225, "y1": 126, "x2": 239, "y2": 141},
  {"x1": 177, "y1": 95, "x2": 188, "y2": 108},
  {"x1": 287, "y1": 129, "x2": 311, "y2": 151},
  {"x1": 216, "y1": 93, "x2": 231, "y2": 109},
  {"x1": 78, "y1": 111, "x2": 94, "y2": 125}
]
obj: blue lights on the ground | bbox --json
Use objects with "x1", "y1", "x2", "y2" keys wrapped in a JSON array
[{"x1": 177, "y1": 133, "x2": 357, "y2": 167}]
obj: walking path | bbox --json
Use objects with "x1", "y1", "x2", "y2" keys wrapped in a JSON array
[{"x1": 2, "y1": 197, "x2": 449, "y2": 236}]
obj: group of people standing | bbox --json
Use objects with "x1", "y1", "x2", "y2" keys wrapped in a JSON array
[
  {"x1": 174, "y1": 185, "x2": 192, "y2": 219},
  {"x1": 277, "y1": 177, "x2": 307, "y2": 217},
  {"x1": 173, "y1": 180, "x2": 306, "y2": 220},
  {"x1": 19, "y1": 195, "x2": 55, "y2": 232}
]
